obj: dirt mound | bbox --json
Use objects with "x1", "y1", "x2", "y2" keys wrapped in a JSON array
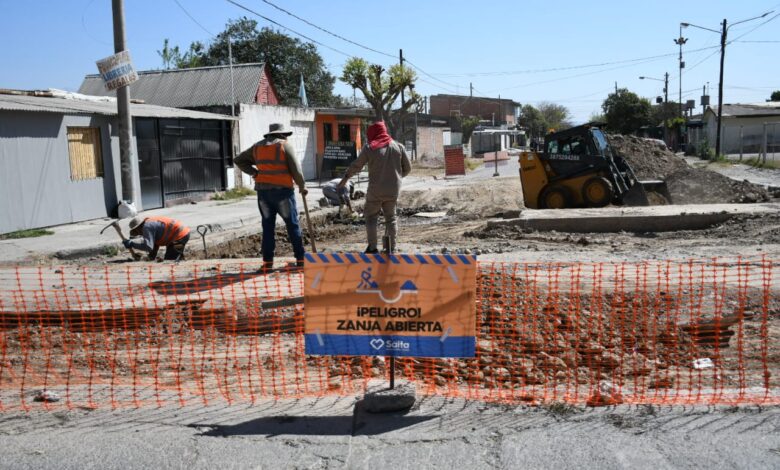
[
  {"x1": 607, "y1": 134, "x2": 770, "y2": 204},
  {"x1": 399, "y1": 181, "x2": 523, "y2": 217}
]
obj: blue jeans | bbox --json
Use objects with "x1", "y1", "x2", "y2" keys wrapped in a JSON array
[{"x1": 257, "y1": 188, "x2": 305, "y2": 263}]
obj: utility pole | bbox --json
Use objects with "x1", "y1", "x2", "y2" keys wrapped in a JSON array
[
  {"x1": 399, "y1": 49, "x2": 405, "y2": 140},
  {"x1": 675, "y1": 25, "x2": 688, "y2": 120},
  {"x1": 470, "y1": 82, "x2": 473, "y2": 98},
  {"x1": 715, "y1": 19, "x2": 727, "y2": 158},
  {"x1": 112, "y1": 0, "x2": 136, "y2": 206},
  {"x1": 682, "y1": 11, "x2": 772, "y2": 159},
  {"x1": 228, "y1": 35, "x2": 235, "y2": 117},
  {"x1": 663, "y1": 72, "x2": 669, "y2": 105}
]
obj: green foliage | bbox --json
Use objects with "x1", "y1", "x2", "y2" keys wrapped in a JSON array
[
  {"x1": 698, "y1": 138, "x2": 715, "y2": 160},
  {"x1": 744, "y1": 157, "x2": 780, "y2": 169},
  {"x1": 459, "y1": 115, "x2": 481, "y2": 143},
  {"x1": 0, "y1": 229, "x2": 54, "y2": 240},
  {"x1": 164, "y1": 18, "x2": 340, "y2": 107},
  {"x1": 538, "y1": 101, "x2": 572, "y2": 131},
  {"x1": 650, "y1": 102, "x2": 681, "y2": 126},
  {"x1": 340, "y1": 57, "x2": 418, "y2": 125},
  {"x1": 771, "y1": 90, "x2": 780, "y2": 102},
  {"x1": 601, "y1": 88, "x2": 652, "y2": 134},
  {"x1": 519, "y1": 102, "x2": 572, "y2": 140},
  {"x1": 103, "y1": 245, "x2": 119, "y2": 257},
  {"x1": 211, "y1": 186, "x2": 256, "y2": 201}
]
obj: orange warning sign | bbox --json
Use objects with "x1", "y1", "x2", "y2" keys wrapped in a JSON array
[{"x1": 304, "y1": 252, "x2": 477, "y2": 357}]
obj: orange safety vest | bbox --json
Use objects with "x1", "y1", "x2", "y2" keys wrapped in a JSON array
[
  {"x1": 253, "y1": 142, "x2": 294, "y2": 188},
  {"x1": 147, "y1": 216, "x2": 190, "y2": 247}
]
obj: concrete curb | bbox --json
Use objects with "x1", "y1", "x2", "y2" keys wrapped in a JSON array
[
  {"x1": 487, "y1": 203, "x2": 780, "y2": 233},
  {"x1": 52, "y1": 200, "x2": 366, "y2": 261}
]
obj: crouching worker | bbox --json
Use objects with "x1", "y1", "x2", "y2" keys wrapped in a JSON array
[
  {"x1": 125, "y1": 216, "x2": 190, "y2": 261},
  {"x1": 321, "y1": 178, "x2": 354, "y2": 214}
]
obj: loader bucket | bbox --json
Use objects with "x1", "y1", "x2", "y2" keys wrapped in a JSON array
[
  {"x1": 620, "y1": 183, "x2": 650, "y2": 206},
  {"x1": 640, "y1": 180, "x2": 672, "y2": 204}
]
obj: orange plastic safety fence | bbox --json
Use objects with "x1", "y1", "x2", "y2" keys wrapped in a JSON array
[{"x1": 0, "y1": 258, "x2": 777, "y2": 411}]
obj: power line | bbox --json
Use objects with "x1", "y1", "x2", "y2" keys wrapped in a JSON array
[
  {"x1": 224, "y1": 0, "x2": 354, "y2": 57},
  {"x1": 258, "y1": 0, "x2": 396, "y2": 59},
  {"x1": 255, "y1": 0, "x2": 464, "y2": 92},
  {"x1": 173, "y1": 0, "x2": 216, "y2": 38},
  {"x1": 427, "y1": 46, "x2": 719, "y2": 78},
  {"x1": 81, "y1": 0, "x2": 112, "y2": 47}
]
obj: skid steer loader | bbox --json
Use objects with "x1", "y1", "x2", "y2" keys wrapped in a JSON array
[{"x1": 519, "y1": 124, "x2": 670, "y2": 209}]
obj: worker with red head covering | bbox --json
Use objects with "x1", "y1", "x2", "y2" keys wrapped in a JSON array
[{"x1": 338, "y1": 121, "x2": 411, "y2": 253}]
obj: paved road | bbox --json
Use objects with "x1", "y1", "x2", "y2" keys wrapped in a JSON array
[{"x1": 0, "y1": 397, "x2": 778, "y2": 469}]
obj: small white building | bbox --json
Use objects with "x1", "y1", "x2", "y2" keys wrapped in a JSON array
[{"x1": 701, "y1": 102, "x2": 780, "y2": 154}]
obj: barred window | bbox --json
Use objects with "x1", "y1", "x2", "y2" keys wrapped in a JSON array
[{"x1": 67, "y1": 127, "x2": 103, "y2": 180}]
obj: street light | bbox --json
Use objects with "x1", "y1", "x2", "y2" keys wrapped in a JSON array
[
  {"x1": 639, "y1": 74, "x2": 669, "y2": 103},
  {"x1": 640, "y1": 73, "x2": 670, "y2": 145},
  {"x1": 681, "y1": 10, "x2": 773, "y2": 157}
]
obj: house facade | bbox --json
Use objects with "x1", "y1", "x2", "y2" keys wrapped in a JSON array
[
  {"x1": 429, "y1": 94, "x2": 520, "y2": 125},
  {"x1": 0, "y1": 92, "x2": 234, "y2": 234},
  {"x1": 700, "y1": 103, "x2": 780, "y2": 154}
]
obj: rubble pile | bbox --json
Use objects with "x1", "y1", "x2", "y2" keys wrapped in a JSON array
[{"x1": 607, "y1": 134, "x2": 770, "y2": 204}]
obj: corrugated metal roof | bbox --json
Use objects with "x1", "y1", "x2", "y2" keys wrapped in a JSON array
[
  {"x1": 0, "y1": 94, "x2": 236, "y2": 120},
  {"x1": 78, "y1": 63, "x2": 265, "y2": 108},
  {"x1": 709, "y1": 103, "x2": 780, "y2": 118}
]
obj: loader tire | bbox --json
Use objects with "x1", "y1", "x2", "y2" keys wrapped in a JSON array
[
  {"x1": 539, "y1": 185, "x2": 571, "y2": 209},
  {"x1": 582, "y1": 177, "x2": 613, "y2": 207}
]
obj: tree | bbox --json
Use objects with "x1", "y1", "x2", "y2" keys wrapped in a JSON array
[
  {"x1": 601, "y1": 88, "x2": 652, "y2": 134},
  {"x1": 166, "y1": 18, "x2": 340, "y2": 107},
  {"x1": 340, "y1": 57, "x2": 418, "y2": 134},
  {"x1": 770, "y1": 90, "x2": 780, "y2": 102},
  {"x1": 157, "y1": 39, "x2": 180, "y2": 70},
  {"x1": 537, "y1": 101, "x2": 572, "y2": 131},
  {"x1": 458, "y1": 115, "x2": 481, "y2": 144},
  {"x1": 519, "y1": 102, "x2": 572, "y2": 140},
  {"x1": 518, "y1": 104, "x2": 546, "y2": 139}
]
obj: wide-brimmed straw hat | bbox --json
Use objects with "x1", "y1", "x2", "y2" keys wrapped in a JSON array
[
  {"x1": 264, "y1": 122, "x2": 293, "y2": 138},
  {"x1": 128, "y1": 216, "x2": 146, "y2": 231}
]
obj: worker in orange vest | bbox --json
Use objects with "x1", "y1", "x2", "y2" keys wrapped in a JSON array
[
  {"x1": 125, "y1": 216, "x2": 191, "y2": 261},
  {"x1": 234, "y1": 122, "x2": 308, "y2": 270}
]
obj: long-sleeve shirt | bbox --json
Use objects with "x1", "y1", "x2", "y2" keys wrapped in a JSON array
[
  {"x1": 234, "y1": 138, "x2": 306, "y2": 190},
  {"x1": 345, "y1": 141, "x2": 411, "y2": 200},
  {"x1": 127, "y1": 219, "x2": 167, "y2": 253}
]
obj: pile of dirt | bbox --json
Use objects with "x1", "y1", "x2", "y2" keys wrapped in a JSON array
[{"x1": 607, "y1": 134, "x2": 770, "y2": 204}]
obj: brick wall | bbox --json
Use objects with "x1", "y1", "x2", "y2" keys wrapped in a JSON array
[
  {"x1": 444, "y1": 145, "x2": 465, "y2": 176},
  {"x1": 417, "y1": 126, "x2": 445, "y2": 159}
]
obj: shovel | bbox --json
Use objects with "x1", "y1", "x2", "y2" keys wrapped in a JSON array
[{"x1": 301, "y1": 192, "x2": 317, "y2": 253}]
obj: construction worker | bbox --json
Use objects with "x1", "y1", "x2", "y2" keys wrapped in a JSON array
[
  {"x1": 338, "y1": 120, "x2": 411, "y2": 253},
  {"x1": 321, "y1": 177, "x2": 354, "y2": 214},
  {"x1": 234, "y1": 122, "x2": 308, "y2": 270},
  {"x1": 125, "y1": 216, "x2": 190, "y2": 261}
]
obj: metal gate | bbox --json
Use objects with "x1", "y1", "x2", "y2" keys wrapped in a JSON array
[
  {"x1": 135, "y1": 118, "x2": 163, "y2": 209},
  {"x1": 159, "y1": 119, "x2": 229, "y2": 201}
]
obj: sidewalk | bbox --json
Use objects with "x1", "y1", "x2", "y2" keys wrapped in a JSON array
[{"x1": 0, "y1": 181, "x2": 357, "y2": 264}]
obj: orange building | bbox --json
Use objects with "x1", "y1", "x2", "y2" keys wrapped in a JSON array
[{"x1": 315, "y1": 108, "x2": 373, "y2": 178}]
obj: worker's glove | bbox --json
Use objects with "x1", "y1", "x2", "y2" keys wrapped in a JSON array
[{"x1": 122, "y1": 239, "x2": 132, "y2": 249}]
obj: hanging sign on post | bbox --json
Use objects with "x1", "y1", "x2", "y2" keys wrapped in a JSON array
[{"x1": 304, "y1": 252, "x2": 477, "y2": 358}]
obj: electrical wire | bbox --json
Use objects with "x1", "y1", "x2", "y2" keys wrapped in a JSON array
[
  {"x1": 173, "y1": 0, "x2": 216, "y2": 38},
  {"x1": 81, "y1": 0, "x2": 112, "y2": 47},
  {"x1": 224, "y1": 0, "x2": 354, "y2": 58},
  {"x1": 258, "y1": 0, "x2": 396, "y2": 59}
]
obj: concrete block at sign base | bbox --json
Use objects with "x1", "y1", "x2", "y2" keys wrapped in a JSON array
[{"x1": 361, "y1": 380, "x2": 417, "y2": 413}]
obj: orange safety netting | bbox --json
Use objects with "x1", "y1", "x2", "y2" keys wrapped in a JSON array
[{"x1": 0, "y1": 257, "x2": 777, "y2": 411}]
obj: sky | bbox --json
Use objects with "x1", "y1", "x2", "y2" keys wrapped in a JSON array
[{"x1": 1, "y1": 0, "x2": 778, "y2": 123}]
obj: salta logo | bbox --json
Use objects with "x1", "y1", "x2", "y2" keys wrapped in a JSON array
[
  {"x1": 369, "y1": 338, "x2": 410, "y2": 351},
  {"x1": 356, "y1": 267, "x2": 418, "y2": 304}
]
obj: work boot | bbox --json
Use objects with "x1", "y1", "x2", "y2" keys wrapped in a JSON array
[
  {"x1": 365, "y1": 245, "x2": 379, "y2": 254},
  {"x1": 259, "y1": 261, "x2": 273, "y2": 273}
]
